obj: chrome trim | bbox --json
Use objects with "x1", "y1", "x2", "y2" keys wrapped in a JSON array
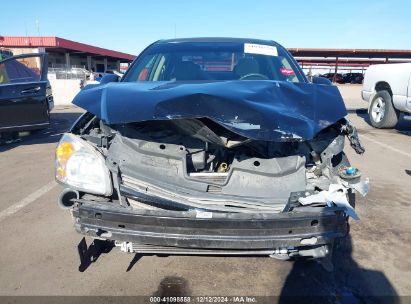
[{"x1": 0, "y1": 122, "x2": 49, "y2": 130}]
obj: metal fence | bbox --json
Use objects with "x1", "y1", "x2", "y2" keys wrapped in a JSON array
[{"x1": 48, "y1": 64, "x2": 90, "y2": 80}]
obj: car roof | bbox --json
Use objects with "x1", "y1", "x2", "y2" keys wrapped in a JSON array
[{"x1": 157, "y1": 37, "x2": 278, "y2": 46}]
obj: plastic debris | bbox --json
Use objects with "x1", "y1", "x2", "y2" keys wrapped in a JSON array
[{"x1": 298, "y1": 184, "x2": 359, "y2": 220}]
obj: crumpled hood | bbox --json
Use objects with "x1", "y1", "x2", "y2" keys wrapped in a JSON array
[{"x1": 73, "y1": 80, "x2": 347, "y2": 141}]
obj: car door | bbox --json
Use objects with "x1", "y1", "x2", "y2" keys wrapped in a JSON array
[{"x1": 0, "y1": 53, "x2": 49, "y2": 132}]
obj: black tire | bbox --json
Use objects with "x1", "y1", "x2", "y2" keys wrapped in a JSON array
[{"x1": 369, "y1": 90, "x2": 399, "y2": 128}]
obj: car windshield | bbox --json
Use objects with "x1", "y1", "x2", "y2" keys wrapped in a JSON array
[{"x1": 123, "y1": 41, "x2": 303, "y2": 83}]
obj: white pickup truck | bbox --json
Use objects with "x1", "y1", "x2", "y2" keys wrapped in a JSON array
[{"x1": 362, "y1": 63, "x2": 411, "y2": 128}]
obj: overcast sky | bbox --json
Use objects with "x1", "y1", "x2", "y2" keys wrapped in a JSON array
[{"x1": 1, "y1": 0, "x2": 410, "y2": 55}]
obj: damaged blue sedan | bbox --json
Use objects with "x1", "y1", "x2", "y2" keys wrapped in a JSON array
[{"x1": 55, "y1": 38, "x2": 368, "y2": 261}]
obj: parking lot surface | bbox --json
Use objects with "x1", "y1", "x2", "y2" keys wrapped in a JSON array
[{"x1": 0, "y1": 87, "x2": 410, "y2": 302}]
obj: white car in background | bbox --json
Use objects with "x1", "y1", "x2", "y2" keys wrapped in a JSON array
[
  {"x1": 362, "y1": 63, "x2": 411, "y2": 128},
  {"x1": 93, "y1": 69, "x2": 123, "y2": 81}
]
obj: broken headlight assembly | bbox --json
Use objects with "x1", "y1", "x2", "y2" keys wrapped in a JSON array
[{"x1": 55, "y1": 133, "x2": 112, "y2": 196}]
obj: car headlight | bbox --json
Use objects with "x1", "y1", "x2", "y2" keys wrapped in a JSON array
[{"x1": 55, "y1": 133, "x2": 112, "y2": 196}]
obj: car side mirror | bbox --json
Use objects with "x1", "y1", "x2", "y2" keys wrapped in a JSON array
[
  {"x1": 311, "y1": 76, "x2": 332, "y2": 85},
  {"x1": 100, "y1": 74, "x2": 120, "y2": 84}
]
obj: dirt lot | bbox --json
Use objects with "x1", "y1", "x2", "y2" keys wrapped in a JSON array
[{"x1": 0, "y1": 85, "x2": 410, "y2": 303}]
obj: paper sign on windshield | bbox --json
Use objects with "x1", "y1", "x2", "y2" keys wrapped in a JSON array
[{"x1": 244, "y1": 43, "x2": 278, "y2": 56}]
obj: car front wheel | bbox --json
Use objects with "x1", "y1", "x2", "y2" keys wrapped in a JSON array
[{"x1": 369, "y1": 90, "x2": 399, "y2": 128}]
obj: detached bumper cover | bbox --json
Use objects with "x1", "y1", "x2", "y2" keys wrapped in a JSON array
[{"x1": 73, "y1": 201, "x2": 348, "y2": 250}]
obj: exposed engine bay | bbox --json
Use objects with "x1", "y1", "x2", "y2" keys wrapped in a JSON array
[{"x1": 69, "y1": 113, "x2": 368, "y2": 218}]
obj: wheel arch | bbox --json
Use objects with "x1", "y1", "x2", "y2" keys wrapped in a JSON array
[{"x1": 374, "y1": 81, "x2": 392, "y2": 95}]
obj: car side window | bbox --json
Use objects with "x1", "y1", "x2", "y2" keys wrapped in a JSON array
[
  {"x1": 126, "y1": 54, "x2": 158, "y2": 81},
  {"x1": 0, "y1": 63, "x2": 9, "y2": 84},
  {"x1": 151, "y1": 55, "x2": 167, "y2": 81},
  {"x1": 0, "y1": 57, "x2": 42, "y2": 84},
  {"x1": 279, "y1": 57, "x2": 299, "y2": 83}
]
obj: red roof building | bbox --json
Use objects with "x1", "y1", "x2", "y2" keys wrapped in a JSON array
[{"x1": 0, "y1": 36, "x2": 136, "y2": 72}]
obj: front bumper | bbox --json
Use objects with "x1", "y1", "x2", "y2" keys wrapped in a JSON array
[{"x1": 72, "y1": 201, "x2": 348, "y2": 256}]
